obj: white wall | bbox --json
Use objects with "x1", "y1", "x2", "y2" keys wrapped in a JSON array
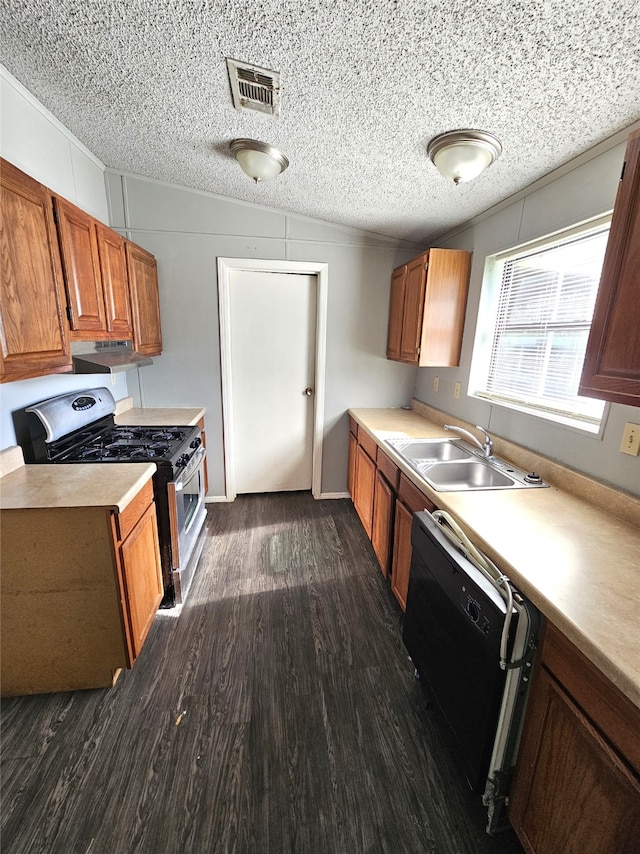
[
  {"x1": 105, "y1": 173, "x2": 419, "y2": 497},
  {"x1": 0, "y1": 66, "x2": 129, "y2": 450},
  {"x1": 414, "y1": 127, "x2": 640, "y2": 496}
]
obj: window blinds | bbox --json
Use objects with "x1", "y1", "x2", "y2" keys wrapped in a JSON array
[{"x1": 482, "y1": 226, "x2": 610, "y2": 423}]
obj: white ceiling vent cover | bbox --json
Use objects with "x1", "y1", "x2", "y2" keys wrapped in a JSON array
[{"x1": 226, "y1": 58, "x2": 281, "y2": 117}]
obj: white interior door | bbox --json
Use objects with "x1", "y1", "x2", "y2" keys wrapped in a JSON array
[{"x1": 229, "y1": 270, "x2": 316, "y2": 493}]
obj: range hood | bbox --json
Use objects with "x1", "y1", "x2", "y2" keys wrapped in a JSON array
[{"x1": 71, "y1": 342, "x2": 153, "y2": 374}]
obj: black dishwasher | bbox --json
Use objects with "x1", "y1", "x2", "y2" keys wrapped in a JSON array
[{"x1": 403, "y1": 510, "x2": 539, "y2": 832}]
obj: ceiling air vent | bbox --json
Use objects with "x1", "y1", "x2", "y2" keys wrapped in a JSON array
[{"x1": 226, "y1": 58, "x2": 281, "y2": 117}]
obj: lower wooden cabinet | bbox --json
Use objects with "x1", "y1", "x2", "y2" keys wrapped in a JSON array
[
  {"x1": 372, "y1": 470, "x2": 394, "y2": 577},
  {"x1": 347, "y1": 419, "x2": 435, "y2": 609},
  {"x1": 509, "y1": 623, "x2": 640, "y2": 854},
  {"x1": 391, "y1": 474, "x2": 434, "y2": 610},
  {"x1": 113, "y1": 493, "x2": 163, "y2": 661},
  {"x1": 0, "y1": 478, "x2": 162, "y2": 695},
  {"x1": 354, "y1": 441, "x2": 376, "y2": 538}
]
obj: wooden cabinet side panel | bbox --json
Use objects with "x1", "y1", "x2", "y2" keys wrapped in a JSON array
[
  {"x1": 419, "y1": 249, "x2": 471, "y2": 367},
  {"x1": 400, "y1": 255, "x2": 427, "y2": 363},
  {"x1": 0, "y1": 508, "x2": 128, "y2": 695},
  {"x1": 53, "y1": 195, "x2": 106, "y2": 335},
  {"x1": 579, "y1": 130, "x2": 640, "y2": 406},
  {"x1": 348, "y1": 429, "x2": 357, "y2": 499},
  {"x1": 387, "y1": 266, "x2": 407, "y2": 360},
  {"x1": 116, "y1": 502, "x2": 163, "y2": 660},
  {"x1": 96, "y1": 224, "x2": 132, "y2": 336},
  {"x1": 126, "y1": 242, "x2": 162, "y2": 356},
  {"x1": 0, "y1": 160, "x2": 71, "y2": 381},
  {"x1": 197, "y1": 416, "x2": 209, "y2": 495},
  {"x1": 509, "y1": 667, "x2": 640, "y2": 854}
]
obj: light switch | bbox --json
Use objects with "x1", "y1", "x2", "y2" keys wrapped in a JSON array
[
  {"x1": 454, "y1": 382, "x2": 461, "y2": 399},
  {"x1": 620, "y1": 423, "x2": 640, "y2": 456}
]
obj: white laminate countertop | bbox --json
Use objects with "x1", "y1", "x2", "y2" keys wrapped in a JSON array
[
  {"x1": 349, "y1": 407, "x2": 640, "y2": 711},
  {"x1": 115, "y1": 405, "x2": 205, "y2": 428},
  {"x1": 0, "y1": 462, "x2": 156, "y2": 513}
]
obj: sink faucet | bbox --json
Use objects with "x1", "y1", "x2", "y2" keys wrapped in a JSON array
[{"x1": 444, "y1": 424, "x2": 494, "y2": 459}]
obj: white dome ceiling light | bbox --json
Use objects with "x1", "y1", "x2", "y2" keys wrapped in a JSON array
[
  {"x1": 427, "y1": 130, "x2": 502, "y2": 184},
  {"x1": 230, "y1": 139, "x2": 289, "y2": 183}
]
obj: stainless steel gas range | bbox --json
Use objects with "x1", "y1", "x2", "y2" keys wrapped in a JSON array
[{"x1": 22, "y1": 387, "x2": 206, "y2": 608}]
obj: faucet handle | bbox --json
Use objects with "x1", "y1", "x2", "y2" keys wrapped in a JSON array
[{"x1": 474, "y1": 425, "x2": 494, "y2": 455}]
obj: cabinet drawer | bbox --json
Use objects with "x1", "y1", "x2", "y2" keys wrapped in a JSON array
[
  {"x1": 348, "y1": 415, "x2": 357, "y2": 437},
  {"x1": 398, "y1": 473, "x2": 434, "y2": 513},
  {"x1": 542, "y1": 623, "x2": 640, "y2": 774},
  {"x1": 357, "y1": 427, "x2": 377, "y2": 462},
  {"x1": 377, "y1": 449, "x2": 400, "y2": 491},
  {"x1": 115, "y1": 479, "x2": 154, "y2": 543}
]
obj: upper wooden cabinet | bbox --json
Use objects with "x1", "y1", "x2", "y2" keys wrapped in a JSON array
[
  {"x1": 54, "y1": 195, "x2": 132, "y2": 340},
  {"x1": 0, "y1": 158, "x2": 163, "y2": 383},
  {"x1": 96, "y1": 223, "x2": 133, "y2": 337},
  {"x1": 0, "y1": 159, "x2": 71, "y2": 382},
  {"x1": 579, "y1": 129, "x2": 640, "y2": 406},
  {"x1": 125, "y1": 241, "x2": 162, "y2": 356},
  {"x1": 386, "y1": 248, "x2": 471, "y2": 367}
]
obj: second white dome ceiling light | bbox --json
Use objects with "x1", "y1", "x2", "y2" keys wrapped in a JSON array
[{"x1": 427, "y1": 129, "x2": 503, "y2": 184}]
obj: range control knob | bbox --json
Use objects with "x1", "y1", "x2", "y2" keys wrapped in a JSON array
[
  {"x1": 467, "y1": 600, "x2": 480, "y2": 622},
  {"x1": 190, "y1": 437, "x2": 202, "y2": 449},
  {"x1": 176, "y1": 453, "x2": 190, "y2": 468}
]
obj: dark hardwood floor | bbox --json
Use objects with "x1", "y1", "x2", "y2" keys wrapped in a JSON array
[{"x1": 1, "y1": 494, "x2": 523, "y2": 854}]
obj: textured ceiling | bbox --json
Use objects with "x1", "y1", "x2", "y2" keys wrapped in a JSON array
[{"x1": 1, "y1": 0, "x2": 639, "y2": 244}]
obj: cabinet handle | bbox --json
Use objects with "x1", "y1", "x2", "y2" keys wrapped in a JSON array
[{"x1": 304, "y1": 387, "x2": 313, "y2": 396}]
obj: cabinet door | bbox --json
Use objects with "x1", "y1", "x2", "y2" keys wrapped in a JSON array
[
  {"x1": 354, "y1": 442, "x2": 376, "y2": 538},
  {"x1": 126, "y1": 241, "x2": 162, "y2": 356},
  {"x1": 96, "y1": 223, "x2": 132, "y2": 336},
  {"x1": 0, "y1": 160, "x2": 71, "y2": 382},
  {"x1": 372, "y1": 470, "x2": 394, "y2": 577},
  {"x1": 579, "y1": 129, "x2": 640, "y2": 406},
  {"x1": 399, "y1": 254, "x2": 428, "y2": 363},
  {"x1": 509, "y1": 666, "x2": 640, "y2": 854},
  {"x1": 118, "y1": 502, "x2": 163, "y2": 660},
  {"x1": 419, "y1": 248, "x2": 471, "y2": 367},
  {"x1": 387, "y1": 265, "x2": 407, "y2": 360},
  {"x1": 54, "y1": 195, "x2": 107, "y2": 335},
  {"x1": 391, "y1": 499, "x2": 413, "y2": 610}
]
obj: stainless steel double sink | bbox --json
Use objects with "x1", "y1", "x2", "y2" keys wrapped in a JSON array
[{"x1": 385, "y1": 437, "x2": 548, "y2": 492}]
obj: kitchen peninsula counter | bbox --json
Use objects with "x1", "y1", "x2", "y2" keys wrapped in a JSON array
[
  {"x1": 0, "y1": 458, "x2": 156, "y2": 513},
  {"x1": 349, "y1": 404, "x2": 640, "y2": 711}
]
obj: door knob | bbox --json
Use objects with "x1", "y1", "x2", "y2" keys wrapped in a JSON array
[{"x1": 304, "y1": 387, "x2": 313, "y2": 396}]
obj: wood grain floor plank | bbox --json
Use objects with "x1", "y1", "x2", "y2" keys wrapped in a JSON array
[{"x1": 1, "y1": 494, "x2": 522, "y2": 854}]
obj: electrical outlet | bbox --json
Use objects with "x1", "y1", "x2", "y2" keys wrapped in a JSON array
[
  {"x1": 110, "y1": 374, "x2": 117, "y2": 386},
  {"x1": 433, "y1": 376, "x2": 439, "y2": 392},
  {"x1": 454, "y1": 382, "x2": 461, "y2": 399},
  {"x1": 620, "y1": 422, "x2": 640, "y2": 456}
]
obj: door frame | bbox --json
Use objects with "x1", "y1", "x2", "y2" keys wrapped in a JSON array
[{"x1": 217, "y1": 258, "x2": 328, "y2": 501}]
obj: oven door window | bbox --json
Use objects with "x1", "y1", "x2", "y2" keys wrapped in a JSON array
[{"x1": 177, "y1": 465, "x2": 202, "y2": 535}]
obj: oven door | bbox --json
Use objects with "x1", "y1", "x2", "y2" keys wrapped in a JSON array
[{"x1": 168, "y1": 447, "x2": 207, "y2": 590}]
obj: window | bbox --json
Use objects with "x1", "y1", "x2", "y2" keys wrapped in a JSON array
[{"x1": 470, "y1": 219, "x2": 610, "y2": 432}]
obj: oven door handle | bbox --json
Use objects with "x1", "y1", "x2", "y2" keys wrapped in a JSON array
[{"x1": 172, "y1": 447, "x2": 206, "y2": 491}]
